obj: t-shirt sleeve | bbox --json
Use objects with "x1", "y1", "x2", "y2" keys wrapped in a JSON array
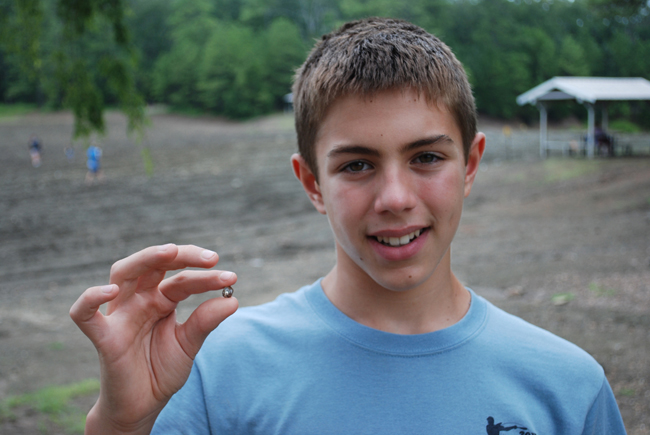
[
  {"x1": 151, "y1": 363, "x2": 211, "y2": 434},
  {"x1": 581, "y1": 376, "x2": 627, "y2": 435}
]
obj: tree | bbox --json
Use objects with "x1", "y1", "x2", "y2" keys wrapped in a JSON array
[
  {"x1": 262, "y1": 18, "x2": 308, "y2": 108},
  {"x1": 198, "y1": 21, "x2": 269, "y2": 117},
  {"x1": 558, "y1": 35, "x2": 591, "y2": 76},
  {"x1": 0, "y1": 0, "x2": 146, "y2": 140},
  {"x1": 127, "y1": 0, "x2": 173, "y2": 101},
  {"x1": 152, "y1": 0, "x2": 217, "y2": 109},
  {"x1": 240, "y1": 0, "x2": 340, "y2": 39}
]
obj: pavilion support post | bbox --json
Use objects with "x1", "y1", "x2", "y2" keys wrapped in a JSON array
[
  {"x1": 536, "y1": 102, "x2": 548, "y2": 158},
  {"x1": 586, "y1": 102, "x2": 595, "y2": 158}
]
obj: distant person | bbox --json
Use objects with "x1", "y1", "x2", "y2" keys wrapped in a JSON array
[
  {"x1": 28, "y1": 134, "x2": 42, "y2": 168},
  {"x1": 595, "y1": 127, "x2": 614, "y2": 156},
  {"x1": 70, "y1": 18, "x2": 626, "y2": 434},
  {"x1": 85, "y1": 143, "x2": 103, "y2": 185}
]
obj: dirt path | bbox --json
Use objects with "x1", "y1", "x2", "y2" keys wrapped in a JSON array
[{"x1": 0, "y1": 111, "x2": 648, "y2": 434}]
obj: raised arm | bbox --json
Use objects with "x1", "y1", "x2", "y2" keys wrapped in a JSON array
[{"x1": 70, "y1": 244, "x2": 238, "y2": 435}]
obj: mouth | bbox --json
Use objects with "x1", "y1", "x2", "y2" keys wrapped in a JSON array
[{"x1": 372, "y1": 228, "x2": 428, "y2": 247}]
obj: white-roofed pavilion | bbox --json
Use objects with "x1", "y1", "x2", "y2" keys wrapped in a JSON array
[{"x1": 516, "y1": 77, "x2": 650, "y2": 158}]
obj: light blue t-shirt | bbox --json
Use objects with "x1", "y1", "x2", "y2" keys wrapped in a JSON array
[{"x1": 153, "y1": 280, "x2": 626, "y2": 434}]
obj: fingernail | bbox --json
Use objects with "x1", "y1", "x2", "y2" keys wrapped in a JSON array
[
  {"x1": 158, "y1": 243, "x2": 173, "y2": 252},
  {"x1": 221, "y1": 271, "x2": 235, "y2": 280},
  {"x1": 101, "y1": 285, "x2": 115, "y2": 293},
  {"x1": 201, "y1": 249, "x2": 217, "y2": 260}
]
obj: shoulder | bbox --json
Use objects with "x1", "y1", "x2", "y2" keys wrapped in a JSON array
[
  {"x1": 477, "y1": 293, "x2": 605, "y2": 390},
  {"x1": 484, "y1": 297, "x2": 595, "y2": 357}
]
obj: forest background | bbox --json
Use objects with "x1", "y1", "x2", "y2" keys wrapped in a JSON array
[{"x1": 1, "y1": 0, "x2": 650, "y2": 141}]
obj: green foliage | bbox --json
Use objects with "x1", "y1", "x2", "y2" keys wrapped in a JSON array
[
  {"x1": 197, "y1": 18, "x2": 306, "y2": 118},
  {"x1": 154, "y1": 7, "x2": 307, "y2": 119},
  {"x1": 199, "y1": 22, "x2": 267, "y2": 117},
  {"x1": 588, "y1": 0, "x2": 648, "y2": 18},
  {"x1": 127, "y1": 0, "x2": 173, "y2": 100},
  {"x1": 0, "y1": 0, "x2": 146, "y2": 141},
  {"x1": 264, "y1": 18, "x2": 308, "y2": 99},
  {"x1": 240, "y1": 0, "x2": 339, "y2": 38},
  {"x1": 0, "y1": 0, "x2": 45, "y2": 103},
  {"x1": 141, "y1": 146, "x2": 154, "y2": 176},
  {"x1": 2, "y1": 0, "x2": 650, "y2": 125},
  {"x1": 0, "y1": 103, "x2": 37, "y2": 117},
  {"x1": 609, "y1": 119, "x2": 642, "y2": 133},
  {"x1": 0, "y1": 0, "x2": 44, "y2": 82},
  {"x1": 152, "y1": 0, "x2": 217, "y2": 108},
  {"x1": 559, "y1": 35, "x2": 590, "y2": 76}
]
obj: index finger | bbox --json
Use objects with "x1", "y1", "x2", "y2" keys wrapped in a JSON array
[{"x1": 109, "y1": 244, "x2": 220, "y2": 284}]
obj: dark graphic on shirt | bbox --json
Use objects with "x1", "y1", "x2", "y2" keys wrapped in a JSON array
[{"x1": 486, "y1": 416, "x2": 536, "y2": 435}]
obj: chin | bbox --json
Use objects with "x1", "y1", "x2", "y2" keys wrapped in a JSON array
[{"x1": 368, "y1": 269, "x2": 433, "y2": 293}]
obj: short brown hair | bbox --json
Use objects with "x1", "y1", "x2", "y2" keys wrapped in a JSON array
[{"x1": 292, "y1": 17, "x2": 477, "y2": 179}]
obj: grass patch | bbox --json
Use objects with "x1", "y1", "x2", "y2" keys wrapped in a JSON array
[
  {"x1": 551, "y1": 292, "x2": 575, "y2": 306},
  {"x1": 543, "y1": 159, "x2": 600, "y2": 183},
  {"x1": 0, "y1": 378, "x2": 99, "y2": 434},
  {"x1": 49, "y1": 341, "x2": 65, "y2": 351},
  {"x1": 588, "y1": 282, "x2": 617, "y2": 297},
  {"x1": 619, "y1": 388, "x2": 636, "y2": 397},
  {"x1": 0, "y1": 103, "x2": 37, "y2": 118}
]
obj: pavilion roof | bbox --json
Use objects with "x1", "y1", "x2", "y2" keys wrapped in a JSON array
[{"x1": 516, "y1": 77, "x2": 650, "y2": 105}]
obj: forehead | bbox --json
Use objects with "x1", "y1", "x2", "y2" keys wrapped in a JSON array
[{"x1": 314, "y1": 89, "x2": 463, "y2": 159}]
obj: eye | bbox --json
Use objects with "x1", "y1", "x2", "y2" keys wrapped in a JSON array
[
  {"x1": 413, "y1": 152, "x2": 440, "y2": 164},
  {"x1": 343, "y1": 160, "x2": 371, "y2": 172}
]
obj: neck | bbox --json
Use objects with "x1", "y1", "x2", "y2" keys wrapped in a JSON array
[{"x1": 321, "y1": 249, "x2": 470, "y2": 335}]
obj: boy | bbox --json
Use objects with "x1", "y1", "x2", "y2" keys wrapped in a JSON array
[{"x1": 70, "y1": 18, "x2": 626, "y2": 434}]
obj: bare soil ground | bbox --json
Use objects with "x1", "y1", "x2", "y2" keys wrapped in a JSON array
[{"x1": 0, "y1": 110, "x2": 649, "y2": 434}]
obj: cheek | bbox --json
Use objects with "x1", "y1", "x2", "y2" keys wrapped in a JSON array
[
  {"x1": 323, "y1": 184, "x2": 371, "y2": 237},
  {"x1": 326, "y1": 182, "x2": 369, "y2": 214},
  {"x1": 419, "y1": 172, "x2": 465, "y2": 218}
]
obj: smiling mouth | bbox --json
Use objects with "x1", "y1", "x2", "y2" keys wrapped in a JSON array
[{"x1": 372, "y1": 228, "x2": 426, "y2": 247}]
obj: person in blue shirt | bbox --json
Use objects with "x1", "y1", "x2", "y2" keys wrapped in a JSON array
[
  {"x1": 85, "y1": 143, "x2": 104, "y2": 185},
  {"x1": 70, "y1": 18, "x2": 627, "y2": 434}
]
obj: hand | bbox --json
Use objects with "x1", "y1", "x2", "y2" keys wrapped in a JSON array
[{"x1": 70, "y1": 244, "x2": 238, "y2": 434}]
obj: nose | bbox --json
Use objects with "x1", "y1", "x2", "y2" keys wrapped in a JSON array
[{"x1": 373, "y1": 165, "x2": 417, "y2": 215}]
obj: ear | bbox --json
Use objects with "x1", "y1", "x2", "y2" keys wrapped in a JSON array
[
  {"x1": 291, "y1": 153, "x2": 327, "y2": 215},
  {"x1": 463, "y1": 132, "x2": 486, "y2": 198}
]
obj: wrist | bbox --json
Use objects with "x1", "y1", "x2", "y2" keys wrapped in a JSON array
[{"x1": 85, "y1": 401, "x2": 159, "y2": 435}]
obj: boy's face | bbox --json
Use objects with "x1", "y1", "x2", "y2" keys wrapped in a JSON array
[{"x1": 292, "y1": 88, "x2": 484, "y2": 293}]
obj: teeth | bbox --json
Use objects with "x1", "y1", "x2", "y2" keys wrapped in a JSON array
[{"x1": 376, "y1": 229, "x2": 423, "y2": 247}]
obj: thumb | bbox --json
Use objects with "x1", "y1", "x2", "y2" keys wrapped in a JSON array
[
  {"x1": 69, "y1": 284, "x2": 119, "y2": 344},
  {"x1": 177, "y1": 297, "x2": 238, "y2": 359}
]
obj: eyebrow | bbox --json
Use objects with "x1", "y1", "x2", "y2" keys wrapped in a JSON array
[
  {"x1": 400, "y1": 135, "x2": 454, "y2": 152},
  {"x1": 327, "y1": 145, "x2": 380, "y2": 159},
  {"x1": 326, "y1": 135, "x2": 454, "y2": 159}
]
